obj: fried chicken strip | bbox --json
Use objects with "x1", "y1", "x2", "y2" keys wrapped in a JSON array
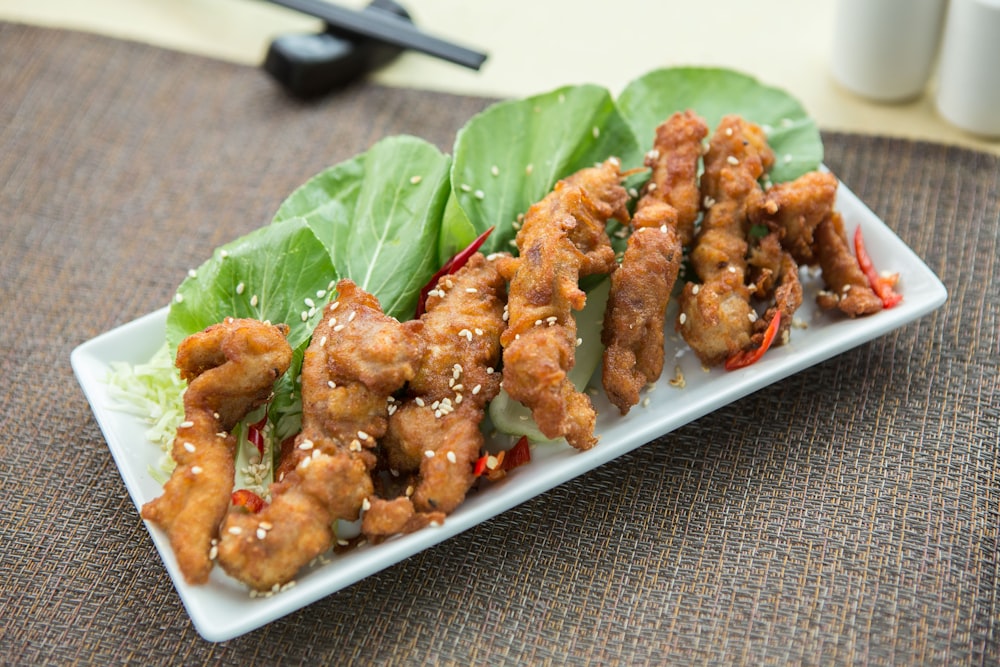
[
  {"x1": 814, "y1": 212, "x2": 883, "y2": 317},
  {"x1": 141, "y1": 318, "x2": 292, "y2": 585},
  {"x1": 677, "y1": 116, "x2": 774, "y2": 366},
  {"x1": 496, "y1": 159, "x2": 627, "y2": 450},
  {"x1": 602, "y1": 111, "x2": 707, "y2": 413},
  {"x1": 216, "y1": 280, "x2": 424, "y2": 591},
  {"x1": 750, "y1": 171, "x2": 839, "y2": 266},
  {"x1": 363, "y1": 253, "x2": 507, "y2": 540}
]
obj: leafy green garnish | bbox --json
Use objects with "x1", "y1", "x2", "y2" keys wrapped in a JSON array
[
  {"x1": 274, "y1": 135, "x2": 452, "y2": 320},
  {"x1": 447, "y1": 84, "x2": 642, "y2": 259},
  {"x1": 617, "y1": 67, "x2": 822, "y2": 183},
  {"x1": 166, "y1": 217, "x2": 336, "y2": 353}
]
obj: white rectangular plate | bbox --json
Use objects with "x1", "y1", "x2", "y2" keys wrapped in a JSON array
[{"x1": 71, "y1": 178, "x2": 946, "y2": 642}]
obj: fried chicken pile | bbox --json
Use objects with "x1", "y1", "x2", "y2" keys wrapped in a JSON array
[{"x1": 144, "y1": 110, "x2": 895, "y2": 591}]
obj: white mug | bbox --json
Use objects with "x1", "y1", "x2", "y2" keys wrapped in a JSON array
[
  {"x1": 935, "y1": 0, "x2": 1000, "y2": 137},
  {"x1": 831, "y1": 0, "x2": 948, "y2": 102}
]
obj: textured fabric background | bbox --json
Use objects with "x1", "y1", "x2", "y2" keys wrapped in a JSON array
[{"x1": 2, "y1": 21, "x2": 998, "y2": 665}]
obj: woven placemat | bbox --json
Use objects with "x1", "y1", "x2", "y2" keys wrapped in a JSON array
[{"x1": 2, "y1": 21, "x2": 997, "y2": 666}]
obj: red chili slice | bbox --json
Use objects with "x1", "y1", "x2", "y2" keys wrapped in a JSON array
[
  {"x1": 502, "y1": 436, "x2": 532, "y2": 471},
  {"x1": 415, "y1": 225, "x2": 495, "y2": 317},
  {"x1": 854, "y1": 226, "x2": 902, "y2": 309},
  {"x1": 725, "y1": 312, "x2": 781, "y2": 371},
  {"x1": 231, "y1": 489, "x2": 267, "y2": 513},
  {"x1": 247, "y1": 414, "x2": 267, "y2": 457}
]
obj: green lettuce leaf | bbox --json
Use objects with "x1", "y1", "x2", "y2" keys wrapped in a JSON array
[
  {"x1": 274, "y1": 135, "x2": 452, "y2": 320},
  {"x1": 448, "y1": 84, "x2": 643, "y2": 259},
  {"x1": 166, "y1": 216, "x2": 336, "y2": 353},
  {"x1": 617, "y1": 67, "x2": 823, "y2": 183}
]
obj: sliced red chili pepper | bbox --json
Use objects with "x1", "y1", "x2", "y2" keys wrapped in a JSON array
[
  {"x1": 473, "y1": 454, "x2": 489, "y2": 477},
  {"x1": 415, "y1": 225, "x2": 495, "y2": 317},
  {"x1": 247, "y1": 414, "x2": 268, "y2": 457},
  {"x1": 231, "y1": 489, "x2": 267, "y2": 513},
  {"x1": 725, "y1": 312, "x2": 781, "y2": 371},
  {"x1": 854, "y1": 226, "x2": 903, "y2": 309},
  {"x1": 501, "y1": 436, "x2": 532, "y2": 471}
]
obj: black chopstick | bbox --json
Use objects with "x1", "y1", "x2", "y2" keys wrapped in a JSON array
[{"x1": 263, "y1": 0, "x2": 488, "y2": 70}]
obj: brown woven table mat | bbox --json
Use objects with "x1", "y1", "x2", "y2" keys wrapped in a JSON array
[{"x1": 2, "y1": 21, "x2": 998, "y2": 666}]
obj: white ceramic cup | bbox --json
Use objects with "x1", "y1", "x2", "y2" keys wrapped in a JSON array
[
  {"x1": 935, "y1": 0, "x2": 1000, "y2": 137},
  {"x1": 830, "y1": 0, "x2": 948, "y2": 102}
]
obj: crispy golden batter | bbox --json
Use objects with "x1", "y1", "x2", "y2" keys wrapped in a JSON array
[
  {"x1": 141, "y1": 318, "x2": 292, "y2": 585},
  {"x1": 602, "y1": 111, "x2": 708, "y2": 413},
  {"x1": 363, "y1": 253, "x2": 507, "y2": 540},
  {"x1": 814, "y1": 212, "x2": 883, "y2": 317},
  {"x1": 216, "y1": 280, "x2": 424, "y2": 591},
  {"x1": 751, "y1": 171, "x2": 839, "y2": 265},
  {"x1": 748, "y1": 231, "x2": 802, "y2": 345},
  {"x1": 678, "y1": 116, "x2": 774, "y2": 366},
  {"x1": 637, "y1": 109, "x2": 710, "y2": 246},
  {"x1": 497, "y1": 159, "x2": 627, "y2": 449}
]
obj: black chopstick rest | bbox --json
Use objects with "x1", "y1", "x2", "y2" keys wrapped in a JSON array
[{"x1": 263, "y1": 0, "x2": 411, "y2": 98}]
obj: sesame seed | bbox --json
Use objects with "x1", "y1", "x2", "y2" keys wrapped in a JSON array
[
  {"x1": 474, "y1": 190, "x2": 485, "y2": 200},
  {"x1": 357, "y1": 430, "x2": 370, "y2": 441},
  {"x1": 474, "y1": 328, "x2": 484, "y2": 336},
  {"x1": 692, "y1": 284, "x2": 701, "y2": 295},
  {"x1": 183, "y1": 442, "x2": 196, "y2": 453},
  {"x1": 179, "y1": 421, "x2": 194, "y2": 428},
  {"x1": 592, "y1": 126, "x2": 600, "y2": 138},
  {"x1": 458, "y1": 329, "x2": 473, "y2": 341},
  {"x1": 410, "y1": 175, "x2": 422, "y2": 184},
  {"x1": 228, "y1": 526, "x2": 242, "y2": 535},
  {"x1": 250, "y1": 294, "x2": 259, "y2": 307},
  {"x1": 447, "y1": 451, "x2": 457, "y2": 463},
  {"x1": 236, "y1": 282, "x2": 245, "y2": 295},
  {"x1": 330, "y1": 301, "x2": 340, "y2": 311},
  {"x1": 460, "y1": 183, "x2": 471, "y2": 192},
  {"x1": 576, "y1": 338, "x2": 583, "y2": 347},
  {"x1": 525, "y1": 164, "x2": 534, "y2": 175},
  {"x1": 333, "y1": 324, "x2": 345, "y2": 332},
  {"x1": 257, "y1": 528, "x2": 267, "y2": 540},
  {"x1": 300, "y1": 311, "x2": 309, "y2": 322},
  {"x1": 704, "y1": 196, "x2": 716, "y2": 208},
  {"x1": 300, "y1": 456, "x2": 312, "y2": 469},
  {"x1": 486, "y1": 455, "x2": 499, "y2": 469},
  {"x1": 472, "y1": 384, "x2": 481, "y2": 395},
  {"x1": 727, "y1": 156, "x2": 740, "y2": 166},
  {"x1": 259, "y1": 521, "x2": 272, "y2": 530},
  {"x1": 424, "y1": 450, "x2": 435, "y2": 458},
  {"x1": 174, "y1": 293, "x2": 184, "y2": 304},
  {"x1": 362, "y1": 498, "x2": 371, "y2": 511},
  {"x1": 188, "y1": 269, "x2": 197, "y2": 278},
  {"x1": 316, "y1": 289, "x2": 327, "y2": 298},
  {"x1": 466, "y1": 287, "x2": 478, "y2": 293},
  {"x1": 327, "y1": 380, "x2": 336, "y2": 389},
  {"x1": 486, "y1": 367, "x2": 494, "y2": 374},
  {"x1": 191, "y1": 466, "x2": 203, "y2": 475},
  {"x1": 209, "y1": 545, "x2": 218, "y2": 560},
  {"x1": 415, "y1": 397, "x2": 425, "y2": 407},
  {"x1": 748, "y1": 312, "x2": 758, "y2": 323},
  {"x1": 679, "y1": 313, "x2": 688, "y2": 325},
  {"x1": 349, "y1": 440, "x2": 361, "y2": 452},
  {"x1": 220, "y1": 249, "x2": 229, "y2": 258},
  {"x1": 647, "y1": 182, "x2": 658, "y2": 192},
  {"x1": 405, "y1": 485, "x2": 414, "y2": 497},
  {"x1": 348, "y1": 311, "x2": 356, "y2": 322},
  {"x1": 491, "y1": 165, "x2": 499, "y2": 176},
  {"x1": 319, "y1": 335, "x2": 327, "y2": 346},
  {"x1": 725, "y1": 127, "x2": 734, "y2": 136},
  {"x1": 337, "y1": 539, "x2": 349, "y2": 546}
]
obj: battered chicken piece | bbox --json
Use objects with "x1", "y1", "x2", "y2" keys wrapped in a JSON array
[
  {"x1": 497, "y1": 159, "x2": 628, "y2": 450},
  {"x1": 814, "y1": 212, "x2": 883, "y2": 317},
  {"x1": 216, "y1": 280, "x2": 424, "y2": 591},
  {"x1": 141, "y1": 318, "x2": 292, "y2": 585},
  {"x1": 363, "y1": 253, "x2": 507, "y2": 540},
  {"x1": 748, "y1": 231, "x2": 802, "y2": 346},
  {"x1": 750, "y1": 170, "x2": 839, "y2": 265},
  {"x1": 678, "y1": 116, "x2": 774, "y2": 366},
  {"x1": 601, "y1": 110, "x2": 708, "y2": 413}
]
